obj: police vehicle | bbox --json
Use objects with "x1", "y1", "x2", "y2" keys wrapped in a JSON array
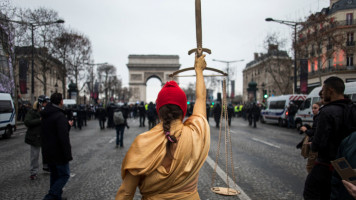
[
  {"x1": 0, "y1": 93, "x2": 16, "y2": 138},
  {"x1": 260, "y1": 94, "x2": 306, "y2": 127}
]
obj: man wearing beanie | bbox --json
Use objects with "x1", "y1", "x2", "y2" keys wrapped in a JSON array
[{"x1": 116, "y1": 55, "x2": 210, "y2": 199}]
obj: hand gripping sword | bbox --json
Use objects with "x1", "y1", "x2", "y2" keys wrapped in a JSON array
[{"x1": 188, "y1": 0, "x2": 211, "y2": 57}]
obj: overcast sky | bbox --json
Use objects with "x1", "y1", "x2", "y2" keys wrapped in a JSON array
[{"x1": 11, "y1": 0, "x2": 330, "y2": 102}]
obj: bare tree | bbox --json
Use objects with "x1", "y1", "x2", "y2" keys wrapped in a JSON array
[
  {"x1": 97, "y1": 64, "x2": 116, "y2": 105},
  {"x1": 63, "y1": 32, "x2": 92, "y2": 102},
  {"x1": 53, "y1": 30, "x2": 91, "y2": 99},
  {"x1": 182, "y1": 83, "x2": 195, "y2": 102},
  {"x1": 0, "y1": 4, "x2": 21, "y2": 95},
  {"x1": 120, "y1": 87, "x2": 131, "y2": 103},
  {"x1": 253, "y1": 33, "x2": 294, "y2": 95},
  {"x1": 296, "y1": 12, "x2": 346, "y2": 85},
  {"x1": 16, "y1": 7, "x2": 64, "y2": 96}
]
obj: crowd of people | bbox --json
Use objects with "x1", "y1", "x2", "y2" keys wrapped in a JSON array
[
  {"x1": 297, "y1": 76, "x2": 356, "y2": 199},
  {"x1": 19, "y1": 73, "x2": 356, "y2": 199}
]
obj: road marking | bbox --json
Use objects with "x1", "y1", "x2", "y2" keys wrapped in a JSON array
[
  {"x1": 205, "y1": 155, "x2": 251, "y2": 200},
  {"x1": 252, "y1": 137, "x2": 280, "y2": 149},
  {"x1": 109, "y1": 137, "x2": 116, "y2": 144}
]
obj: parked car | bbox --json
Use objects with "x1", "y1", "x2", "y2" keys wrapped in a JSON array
[
  {"x1": 0, "y1": 93, "x2": 16, "y2": 139},
  {"x1": 260, "y1": 94, "x2": 307, "y2": 127}
]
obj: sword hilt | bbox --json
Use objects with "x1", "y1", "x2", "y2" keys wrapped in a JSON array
[{"x1": 188, "y1": 47, "x2": 211, "y2": 57}]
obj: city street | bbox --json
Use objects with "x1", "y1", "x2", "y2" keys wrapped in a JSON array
[{"x1": 0, "y1": 116, "x2": 307, "y2": 200}]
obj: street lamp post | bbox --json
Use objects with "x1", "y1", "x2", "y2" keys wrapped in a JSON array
[
  {"x1": 0, "y1": 17, "x2": 64, "y2": 103},
  {"x1": 212, "y1": 59, "x2": 244, "y2": 98},
  {"x1": 265, "y1": 17, "x2": 301, "y2": 94}
]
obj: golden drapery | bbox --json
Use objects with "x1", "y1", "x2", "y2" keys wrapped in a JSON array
[{"x1": 119, "y1": 114, "x2": 210, "y2": 199}]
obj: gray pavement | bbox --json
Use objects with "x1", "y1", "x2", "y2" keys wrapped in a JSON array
[
  {"x1": 0, "y1": 117, "x2": 242, "y2": 200},
  {"x1": 0, "y1": 116, "x2": 306, "y2": 200}
]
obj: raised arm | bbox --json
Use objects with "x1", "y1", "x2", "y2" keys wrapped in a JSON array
[{"x1": 192, "y1": 55, "x2": 207, "y2": 117}]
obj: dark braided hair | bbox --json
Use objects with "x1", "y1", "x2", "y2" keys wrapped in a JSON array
[{"x1": 159, "y1": 104, "x2": 183, "y2": 157}]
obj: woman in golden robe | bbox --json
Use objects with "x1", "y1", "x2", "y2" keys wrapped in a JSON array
[{"x1": 116, "y1": 55, "x2": 210, "y2": 200}]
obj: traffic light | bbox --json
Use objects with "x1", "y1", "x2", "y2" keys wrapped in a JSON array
[
  {"x1": 212, "y1": 102, "x2": 214, "y2": 105},
  {"x1": 187, "y1": 101, "x2": 190, "y2": 105},
  {"x1": 263, "y1": 90, "x2": 268, "y2": 99}
]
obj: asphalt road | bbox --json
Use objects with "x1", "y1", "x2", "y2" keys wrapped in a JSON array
[{"x1": 0, "y1": 116, "x2": 307, "y2": 200}]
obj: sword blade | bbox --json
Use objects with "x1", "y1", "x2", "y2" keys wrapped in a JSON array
[{"x1": 195, "y1": 0, "x2": 202, "y2": 49}]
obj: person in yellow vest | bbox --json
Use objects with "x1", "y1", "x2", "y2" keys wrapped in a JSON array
[
  {"x1": 116, "y1": 55, "x2": 210, "y2": 199},
  {"x1": 234, "y1": 105, "x2": 238, "y2": 118}
]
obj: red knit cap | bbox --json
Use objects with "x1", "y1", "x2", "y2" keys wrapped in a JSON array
[{"x1": 156, "y1": 81, "x2": 187, "y2": 118}]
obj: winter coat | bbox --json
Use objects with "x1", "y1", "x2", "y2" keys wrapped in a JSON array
[
  {"x1": 97, "y1": 108, "x2": 107, "y2": 120},
  {"x1": 213, "y1": 104, "x2": 221, "y2": 120},
  {"x1": 311, "y1": 99, "x2": 352, "y2": 162},
  {"x1": 24, "y1": 109, "x2": 42, "y2": 147},
  {"x1": 227, "y1": 105, "x2": 234, "y2": 119},
  {"x1": 138, "y1": 104, "x2": 146, "y2": 115},
  {"x1": 40, "y1": 103, "x2": 72, "y2": 165}
]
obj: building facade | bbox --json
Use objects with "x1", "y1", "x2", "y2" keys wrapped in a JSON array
[
  {"x1": 15, "y1": 46, "x2": 65, "y2": 103},
  {"x1": 296, "y1": 0, "x2": 356, "y2": 92},
  {"x1": 0, "y1": 16, "x2": 14, "y2": 95},
  {"x1": 243, "y1": 44, "x2": 293, "y2": 103}
]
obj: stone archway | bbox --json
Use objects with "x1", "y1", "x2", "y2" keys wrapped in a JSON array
[{"x1": 127, "y1": 55, "x2": 180, "y2": 102}]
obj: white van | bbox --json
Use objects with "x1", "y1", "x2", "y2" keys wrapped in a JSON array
[
  {"x1": 260, "y1": 94, "x2": 307, "y2": 127},
  {"x1": 0, "y1": 93, "x2": 16, "y2": 138},
  {"x1": 295, "y1": 82, "x2": 356, "y2": 129},
  {"x1": 344, "y1": 82, "x2": 356, "y2": 102},
  {"x1": 294, "y1": 87, "x2": 321, "y2": 129}
]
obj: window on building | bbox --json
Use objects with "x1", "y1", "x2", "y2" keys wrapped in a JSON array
[
  {"x1": 347, "y1": 32, "x2": 354, "y2": 46},
  {"x1": 346, "y1": 13, "x2": 353, "y2": 25},
  {"x1": 347, "y1": 54, "x2": 354, "y2": 66}
]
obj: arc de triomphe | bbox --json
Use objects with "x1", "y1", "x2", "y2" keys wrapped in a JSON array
[{"x1": 127, "y1": 55, "x2": 180, "y2": 102}]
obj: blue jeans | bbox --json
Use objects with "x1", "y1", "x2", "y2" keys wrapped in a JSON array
[
  {"x1": 116, "y1": 125, "x2": 125, "y2": 147},
  {"x1": 43, "y1": 163, "x2": 70, "y2": 200}
]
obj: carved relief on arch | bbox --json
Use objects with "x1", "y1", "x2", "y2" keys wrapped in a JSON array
[{"x1": 130, "y1": 73, "x2": 143, "y2": 81}]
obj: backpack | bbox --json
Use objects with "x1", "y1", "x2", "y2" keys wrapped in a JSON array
[{"x1": 113, "y1": 111, "x2": 125, "y2": 125}]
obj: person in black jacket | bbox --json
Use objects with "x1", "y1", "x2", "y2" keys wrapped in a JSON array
[
  {"x1": 24, "y1": 101, "x2": 43, "y2": 180},
  {"x1": 147, "y1": 102, "x2": 157, "y2": 129},
  {"x1": 138, "y1": 101, "x2": 146, "y2": 127},
  {"x1": 227, "y1": 103, "x2": 234, "y2": 126},
  {"x1": 213, "y1": 103, "x2": 222, "y2": 128},
  {"x1": 303, "y1": 76, "x2": 352, "y2": 200},
  {"x1": 247, "y1": 102, "x2": 260, "y2": 128},
  {"x1": 297, "y1": 101, "x2": 322, "y2": 173},
  {"x1": 97, "y1": 106, "x2": 107, "y2": 130},
  {"x1": 41, "y1": 93, "x2": 73, "y2": 200}
]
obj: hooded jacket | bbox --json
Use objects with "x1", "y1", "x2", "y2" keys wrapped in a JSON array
[
  {"x1": 40, "y1": 103, "x2": 72, "y2": 165},
  {"x1": 24, "y1": 108, "x2": 42, "y2": 147},
  {"x1": 311, "y1": 98, "x2": 352, "y2": 162}
]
